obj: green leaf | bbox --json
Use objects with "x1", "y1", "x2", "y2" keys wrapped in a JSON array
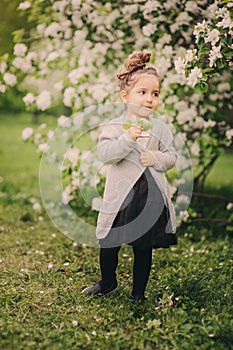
[
  {"x1": 212, "y1": 72, "x2": 221, "y2": 78},
  {"x1": 198, "y1": 47, "x2": 210, "y2": 56},
  {"x1": 197, "y1": 37, "x2": 205, "y2": 49},
  {"x1": 216, "y1": 59, "x2": 226, "y2": 69},
  {"x1": 12, "y1": 29, "x2": 25, "y2": 43},
  {"x1": 194, "y1": 82, "x2": 209, "y2": 94},
  {"x1": 221, "y1": 35, "x2": 232, "y2": 47},
  {"x1": 218, "y1": 27, "x2": 229, "y2": 34},
  {"x1": 222, "y1": 47, "x2": 233, "y2": 57},
  {"x1": 202, "y1": 68, "x2": 215, "y2": 74},
  {"x1": 122, "y1": 120, "x2": 132, "y2": 130}
]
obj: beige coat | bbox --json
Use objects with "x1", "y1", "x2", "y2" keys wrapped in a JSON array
[{"x1": 96, "y1": 114, "x2": 177, "y2": 240}]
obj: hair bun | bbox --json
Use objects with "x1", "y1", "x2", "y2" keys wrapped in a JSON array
[
  {"x1": 126, "y1": 51, "x2": 151, "y2": 71},
  {"x1": 117, "y1": 51, "x2": 151, "y2": 80}
]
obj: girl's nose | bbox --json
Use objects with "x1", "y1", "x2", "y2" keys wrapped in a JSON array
[{"x1": 146, "y1": 94, "x2": 153, "y2": 102}]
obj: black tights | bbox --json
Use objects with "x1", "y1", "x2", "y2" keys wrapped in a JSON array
[{"x1": 100, "y1": 246, "x2": 152, "y2": 296}]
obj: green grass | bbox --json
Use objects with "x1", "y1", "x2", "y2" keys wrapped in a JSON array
[
  {"x1": 206, "y1": 152, "x2": 233, "y2": 189},
  {"x1": 0, "y1": 112, "x2": 232, "y2": 350}
]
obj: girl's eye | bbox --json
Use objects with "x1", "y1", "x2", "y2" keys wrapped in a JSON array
[
  {"x1": 153, "y1": 92, "x2": 159, "y2": 97},
  {"x1": 139, "y1": 91, "x2": 145, "y2": 95}
]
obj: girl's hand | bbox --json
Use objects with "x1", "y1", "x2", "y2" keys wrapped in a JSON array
[
  {"x1": 127, "y1": 125, "x2": 143, "y2": 141},
  {"x1": 140, "y1": 150, "x2": 156, "y2": 167}
]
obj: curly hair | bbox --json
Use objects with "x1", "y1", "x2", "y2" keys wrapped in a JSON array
[{"x1": 117, "y1": 51, "x2": 161, "y2": 91}]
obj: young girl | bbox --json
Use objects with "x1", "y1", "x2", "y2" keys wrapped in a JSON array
[{"x1": 82, "y1": 51, "x2": 177, "y2": 302}]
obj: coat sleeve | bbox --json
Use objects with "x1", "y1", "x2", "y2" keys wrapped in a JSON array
[
  {"x1": 97, "y1": 123, "x2": 136, "y2": 164},
  {"x1": 152, "y1": 122, "x2": 177, "y2": 173}
]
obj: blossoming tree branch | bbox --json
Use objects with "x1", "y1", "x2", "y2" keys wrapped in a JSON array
[{"x1": 0, "y1": 0, "x2": 232, "y2": 203}]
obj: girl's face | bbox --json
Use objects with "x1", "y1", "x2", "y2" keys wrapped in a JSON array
[{"x1": 120, "y1": 74, "x2": 160, "y2": 118}]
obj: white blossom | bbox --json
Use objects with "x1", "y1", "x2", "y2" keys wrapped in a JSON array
[
  {"x1": 68, "y1": 68, "x2": 84, "y2": 84},
  {"x1": 209, "y1": 46, "x2": 222, "y2": 67},
  {"x1": 206, "y1": 2, "x2": 219, "y2": 20},
  {"x1": 27, "y1": 52, "x2": 38, "y2": 62},
  {"x1": 193, "y1": 20, "x2": 208, "y2": 41},
  {"x1": 185, "y1": 1, "x2": 199, "y2": 13},
  {"x1": 226, "y1": 129, "x2": 233, "y2": 140},
  {"x1": 53, "y1": 81, "x2": 63, "y2": 91},
  {"x1": 90, "y1": 175, "x2": 100, "y2": 187},
  {"x1": 62, "y1": 185, "x2": 73, "y2": 204},
  {"x1": 53, "y1": 0, "x2": 70, "y2": 13},
  {"x1": 190, "y1": 141, "x2": 200, "y2": 156},
  {"x1": 216, "y1": 10, "x2": 233, "y2": 29},
  {"x1": 179, "y1": 210, "x2": 189, "y2": 222},
  {"x1": 217, "y1": 82, "x2": 231, "y2": 92},
  {"x1": 174, "y1": 57, "x2": 186, "y2": 75},
  {"x1": 65, "y1": 148, "x2": 79, "y2": 165},
  {"x1": 226, "y1": 202, "x2": 233, "y2": 210},
  {"x1": 38, "y1": 143, "x2": 49, "y2": 152},
  {"x1": 34, "y1": 133, "x2": 42, "y2": 144},
  {"x1": 57, "y1": 115, "x2": 71, "y2": 127},
  {"x1": 204, "y1": 29, "x2": 220, "y2": 46},
  {"x1": 23, "y1": 93, "x2": 35, "y2": 105},
  {"x1": 90, "y1": 130, "x2": 99, "y2": 141},
  {"x1": 88, "y1": 115, "x2": 100, "y2": 127},
  {"x1": 185, "y1": 49, "x2": 197, "y2": 63},
  {"x1": 29, "y1": 197, "x2": 36, "y2": 204},
  {"x1": 203, "y1": 120, "x2": 216, "y2": 128},
  {"x1": 32, "y1": 202, "x2": 41, "y2": 211},
  {"x1": 63, "y1": 87, "x2": 77, "y2": 107},
  {"x1": 37, "y1": 23, "x2": 45, "y2": 34},
  {"x1": 190, "y1": 116, "x2": 205, "y2": 129},
  {"x1": 142, "y1": 23, "x2": 156, "y2": 36},
  {"x1": 92, "y1": 197, "x2": 103, "y2": 211},
  {"x1": 170, "y1": 12, "x2": 192, "y2": 33},
  {"x1": 187, "y1": 67, "x2": 202, "y2": 87},
  {"x1": 44, "y1": 22, "x2": 63, "y2": 38},
  {"x1": 48, "y1": 263, "x2": 53, "y2": 269},
  {"x1": 175, "y1": 101, "x2": 188, "y2": 111},
  {"x1": 3, "y1": 73, "x2": 17, "y2": 87},
  {"x1": 216, "y1": 7, "x2": 229, "y2": 18},
  {"x1": 18, "y1": 1, "x2": 31, "y2": 10},
  {"x1": 73, "y1": 113, "x2": 84, "y2": 129},
  {"x1": 39, "y1": 123, "x2": 47, "y2": 130},
  {"x1": 22, "y1": 127, "x2": 34, "y2": 141},
  {"x1": 12, "y1": 57, "x2": 34, "y2": 73},
  {"x1": 36, "y1": 91, "x2": 51, "y2": 111},
  {"x1": 0, "y1": 84, "x2": 6, "y2": 93},
  {"x1": 46, "y1": 51, "x2": 60, "y2": 62},
  {"x1": 71, "y1": 0, "x2": 81, "y2": 10},
  {"x1": 47, "y1": 130, "x2": 54, "y2": 139},
  {"x1": 14, "y1": 43, "x2": 27, "y2": 57},
  {"x1": 71, "y1": 177, "x2": 79, "y2": 188},
  {"x1": 72, "y1": 320, "x2": 78, "y2": 327},
  {"x1": 0, "y1": 62, "x2": 7, "y2": 74},
  {"x1": 176, "y1": 111, "x2": 189, "y2": 124}
]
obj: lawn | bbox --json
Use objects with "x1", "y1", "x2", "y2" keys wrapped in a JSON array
[{"x1": 0, "y1": 112, "x2": 232, "y2": 350}]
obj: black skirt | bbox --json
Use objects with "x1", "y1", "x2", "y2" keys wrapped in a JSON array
[{"x1": 99, "y1": 168, "x2": 177, "y2": 249}]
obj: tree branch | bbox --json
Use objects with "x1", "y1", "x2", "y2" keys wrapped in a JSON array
[
  {"x1": 23, "y1": 36, "x2": 44, "y2": 43},
  {"x1": 191, "y1": 192, "x2": 233, "y2": 202},
  {"x1": 194, "y1": 153, "x2": 219, "y2": 191},
  {"x1": 189, "y1": 218, "x2": 233, "y2": 225}
]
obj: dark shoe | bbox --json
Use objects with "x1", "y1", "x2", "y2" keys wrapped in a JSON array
[
  {"x1": 82, "y1": 280, "x2": 118, "y2": 296},
  {"x1": 130, "y1": 294, "x2": 147, "y2": 303}
]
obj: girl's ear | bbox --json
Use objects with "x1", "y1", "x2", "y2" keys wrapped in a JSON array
[{"x1": 120, "y1": 90, "x2": 128, "y2": 103}]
